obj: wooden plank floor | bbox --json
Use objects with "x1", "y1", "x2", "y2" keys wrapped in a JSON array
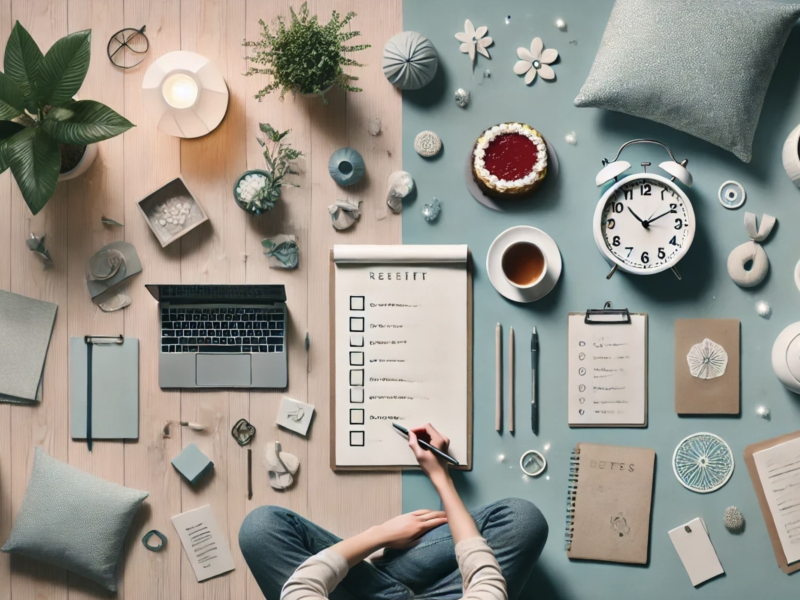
[{"x1": 0, "y1": 1, "x2": 402, "y2": 598}]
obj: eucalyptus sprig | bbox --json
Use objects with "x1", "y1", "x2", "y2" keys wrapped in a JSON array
[{"x1": 244, "y1": 2, "x2": 370, "y2": 103}]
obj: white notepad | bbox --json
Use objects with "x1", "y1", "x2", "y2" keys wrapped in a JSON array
[
  {"x1": 668, "y1": 518, "x2": 724, "y2": 586},
  {"x1": 567, "y1": 313, "x2": 648, "y2": 427},
  {"x1": 172, "y1": 504, "x2": 235, "y2": 582}
]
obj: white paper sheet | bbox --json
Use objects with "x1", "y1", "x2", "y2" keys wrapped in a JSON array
[
  {"x1": 668, "y1": 518, "x2": 724, "y2": 587},
  {"x1": 567, "y1": 314, "x2": 647, "y2": 426},
  {"x1": 334, "y1": 245, "x2": 468, "y2": 467},
  {"x1": 754, "y1": 437, "x2": 800, "y2": 565},
  {"x1": 172, "y1": 504, "x2": 235, "y2": 582}
]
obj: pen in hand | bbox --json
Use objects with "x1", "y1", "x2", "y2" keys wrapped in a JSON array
[{"x1": 393, "y1": 423, "x2": 460, "y2": 466}]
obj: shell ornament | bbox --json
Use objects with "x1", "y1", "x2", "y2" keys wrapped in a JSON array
[
  {"x1": 673, "y1": 432, "x2": 734, "y2": 493},
  {"x1": 686, "y1": 338, "x2": 728, "y2": 380}
]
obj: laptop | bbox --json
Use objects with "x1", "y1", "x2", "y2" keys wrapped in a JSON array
[{"x1": 146, "y1": 284, "x2": 288, "y2": 388}]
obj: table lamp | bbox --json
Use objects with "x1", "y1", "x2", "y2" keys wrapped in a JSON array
[{"x1": 142, "y1": 51, "x2": 228, "y2": 138}]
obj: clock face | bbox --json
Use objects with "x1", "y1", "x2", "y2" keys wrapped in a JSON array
[{"x1": 594, "y1": 174, "x2": 695, "y2": 274}]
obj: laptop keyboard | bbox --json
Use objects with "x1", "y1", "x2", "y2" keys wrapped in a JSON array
[{"x1": 161, "y1": 307, "x2": 285, "y2": 354}]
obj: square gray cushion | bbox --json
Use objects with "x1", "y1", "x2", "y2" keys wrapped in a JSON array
[
  {"x1": 2, "y1": 447, "x2": 148, "y2": 592},
  {"x1": 574, "y1": 0, "x2": 800, "y2": 162}
]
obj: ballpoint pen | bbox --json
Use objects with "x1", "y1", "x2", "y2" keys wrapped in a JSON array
[
  {"x1": 531, "y1": 327, "x2": 538, "y2": 435},
  {"x1": 392, "y1": 423, "x2": 460, "y2": 466}
]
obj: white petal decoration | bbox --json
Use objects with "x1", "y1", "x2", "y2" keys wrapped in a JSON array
[
  {"x1": 517, "y1": 47, "x2": 534, "y2": 62},
  {"x1": 477, "y1": 44, "x2": 490, "y2": 59},
  {"x1": 475, "y1": 25, "x2": 488, "y2": 38},
  {"x1": 525, "y1": 68, "x2": 537, "y2": 85},
  {"x1": 460, "y1": 42, "x2": 470, "y2": 54},
  {"x1": 540, "y1": 48, "x2": 559, "y2": 64},
  {"x1": 479, "y1": 36, "x2": 493, "y2": 48},
  {"x1": 538, "y1": 64, "x2": 556, "y2": 80},
  {"x1": 513, "y1": 60, "x2": 532, "y2": 75},
  {"x1": 468, "y1": 43, "x2": 475, "y2": 62},
  {"x1": 464, "y1": 19, "x2": 476, "y2": 38},
  {"x1": 455, "y1": 32, "x2": 470, "y2": 43},
  {"x1": 687, "y1": 338, "x2": 728, "y2": 380},
  {"x1": 530, "y1": 37, "x2": 544, "y2": 60}
]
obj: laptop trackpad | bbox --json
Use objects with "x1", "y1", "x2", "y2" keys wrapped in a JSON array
[{"x1": 196, "y1": 354, "x2": 251, "y2": 386}]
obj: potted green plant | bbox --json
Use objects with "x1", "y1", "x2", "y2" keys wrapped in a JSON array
[
  {"x1": 244, "y1": 2, "x2": 370, "y2": 103},
  {"x1": 234, "y1": 123, "x2": 303, "y2": 216},
  {"x1": 0, "y1": 22, "x2": 134, "y2": 215}
]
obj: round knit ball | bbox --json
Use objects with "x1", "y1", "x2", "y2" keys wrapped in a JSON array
[
  {"x1": 382, "y1": 31, "x2": 439, "y2": 90},
  {"x1": 724, "y1": 506, "x2": 745, "y2": 532},
  {"x1": 414, "y1": 131, "x2": 442, "y2": 158}
]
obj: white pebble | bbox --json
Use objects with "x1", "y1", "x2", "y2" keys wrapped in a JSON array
[
  {"x1": 158, "y1": 219, "x2": 166, "y2": 226},
  {"x1": 179, "y1": 217, "x2": 186, "y2": 225}
]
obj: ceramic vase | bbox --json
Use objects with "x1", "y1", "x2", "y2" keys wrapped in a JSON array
[
  {"x1": 328, "y1": 148, "x2": 365, "y2": 187},
  {"x1": 58, "y1": 143, "x2": 98, "y2": 182}
]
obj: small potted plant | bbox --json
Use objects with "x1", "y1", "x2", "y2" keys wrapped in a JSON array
[
  {"x1": 0, "y1": 22, "x2": 134, "y2": 215},
  {"x1": 234, "y1": 123, "x2": 303, "y2": 216},
  {"x1": 244, "y1": 2, "x2": 370, "y2": 103}
]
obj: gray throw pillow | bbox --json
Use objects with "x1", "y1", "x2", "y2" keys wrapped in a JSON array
[
  {"x1": 574, "y1": 0, "x2": 800, "y2": 162},
  {"x1": 2, "y1": 447, "x2": 149, "y2": 592}
]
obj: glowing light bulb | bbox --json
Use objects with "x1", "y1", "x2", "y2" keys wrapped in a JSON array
[{"x1": 162, "y1": 73, "x2": 198, "y2": 108}]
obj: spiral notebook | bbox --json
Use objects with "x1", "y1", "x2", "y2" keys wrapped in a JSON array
[{"x1": 566, "y1": 443, "x2": 656, "y2": 565}]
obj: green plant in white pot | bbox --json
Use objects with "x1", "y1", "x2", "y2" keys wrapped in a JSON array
[{"x1": 0, "y1": 22, "x2": 134, "y2": 215}]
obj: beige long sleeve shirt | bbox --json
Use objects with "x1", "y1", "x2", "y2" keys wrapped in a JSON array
[{"x1": 281, "y1": 537, "x2": 507, "y2": 600}]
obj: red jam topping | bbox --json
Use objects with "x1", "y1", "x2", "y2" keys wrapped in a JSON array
[{"x1": 483, "y1": 133, "x2": 538, "y2": 181}]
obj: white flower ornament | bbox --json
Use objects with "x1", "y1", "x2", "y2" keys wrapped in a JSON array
[
  {"x1": 455, "y1": 19, "x2": 492, "y2": 65},
  {"x1": 514, "y1": 37, "x2": 558, "y2": 84}
]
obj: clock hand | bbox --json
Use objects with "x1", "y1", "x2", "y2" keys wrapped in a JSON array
[
  {"x1": 627, "y1": 207, "x2": 649, "y2": 229},
  {"x1": 646, "y1": 209, "x2": 676, "y2": 225}
]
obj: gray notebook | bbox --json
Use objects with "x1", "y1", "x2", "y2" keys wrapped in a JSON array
[
  {"x1": 70, "y1": 337, "x2": 139, "y2": 440},
  {"x1": 0, "y1": 290, "x2": 57, "y2": 404}
]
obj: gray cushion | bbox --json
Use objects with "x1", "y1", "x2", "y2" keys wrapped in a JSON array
[
  {"x1": 2, "y1": 447, "x2": 148, "y2": 592},
  {"x1": 574, "y1": 0, "x2": 800, "y2": 162}
]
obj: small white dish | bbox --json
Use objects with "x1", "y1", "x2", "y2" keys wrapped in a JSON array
[{"x1": 486, "y1": 226, "x2": 562, "y2": 302}]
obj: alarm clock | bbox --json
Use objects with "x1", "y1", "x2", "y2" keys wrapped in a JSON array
[{"x1": 593, "y1": 139, "x2": 695, "y2": 280}]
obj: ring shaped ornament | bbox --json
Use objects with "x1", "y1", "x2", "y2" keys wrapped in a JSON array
[
  {"x1": 520, "y1": 450, "x2": 547, "y2": 477},
  {"x1": 142, "y1": 529, "x2": 168, "y2": 552}
]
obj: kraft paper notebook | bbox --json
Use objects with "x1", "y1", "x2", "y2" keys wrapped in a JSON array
[
  {"x1": 744, "y1": 430, "x2": 800, "y2": 574},
  {"x1": 566, "y1": 443, "x2": 656, "y2": 565},
  {"x1": 0, "y1": 290, "x2": 57, "y2": 405},
  {"x1": 675, "y1": 319, "x2": 740, "y2": 415}
]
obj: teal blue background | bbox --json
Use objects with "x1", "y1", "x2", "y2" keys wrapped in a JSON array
[{"x1": 401, "y1": 1, "x2": 800, "y2": 598}]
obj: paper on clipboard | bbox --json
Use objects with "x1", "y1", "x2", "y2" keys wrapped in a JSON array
[{"x1": 568, "y1": 312, "x2": 648, "y2": 427}]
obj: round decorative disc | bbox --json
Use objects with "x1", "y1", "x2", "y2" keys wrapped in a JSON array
[
  {"x1": 718, "y1": 180, "x2": 746, "y2": 209},
  {"x1": 672, "y1": 432, "x2": 734, "y2": 493}
]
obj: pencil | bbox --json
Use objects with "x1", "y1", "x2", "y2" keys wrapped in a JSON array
[
  {"x1": 496, "y1": 323, "x2": 502, "y2": 432},
  {"x1": 509, "y1": 327, "x2": 515, "y2": 433},
  {"x1": 247, "y1": 448, "x2": 253, "y2": 500}
]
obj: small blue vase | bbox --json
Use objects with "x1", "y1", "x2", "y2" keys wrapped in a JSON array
[{"x1": 328, "y1": 148, "x2": 365, "y2": 187}]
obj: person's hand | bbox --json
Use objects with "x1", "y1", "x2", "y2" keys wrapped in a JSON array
[
  {"x1": 373, "y1": 510, "x2": 448, "y2": 549},
  {"x1": 408, "y1": 423, "x2": 451, "y2": 484}
]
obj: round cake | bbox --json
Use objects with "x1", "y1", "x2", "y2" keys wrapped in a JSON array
[{"x1": 472, "y1": 123, "x2": 548, "y2": 199}]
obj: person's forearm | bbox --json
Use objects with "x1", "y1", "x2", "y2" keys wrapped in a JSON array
[
  {"x1": 431, "y1": 473, "x2": 481, "y2": 543},
  {"x1": 328, "y1": 527, "x2": 386, "y2": 568}
]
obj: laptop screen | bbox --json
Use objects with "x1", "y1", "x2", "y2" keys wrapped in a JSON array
[{"x1": 146, "y1": 284, "x2": 287, "y2": 304}]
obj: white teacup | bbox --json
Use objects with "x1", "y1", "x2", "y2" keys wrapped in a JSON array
[{"x1": 501, "y1": 241, "x2": 547, "y2": 289}]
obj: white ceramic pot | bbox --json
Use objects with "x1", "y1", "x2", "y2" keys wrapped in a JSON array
[{"x1": 58, "y1": 142, "x2": 98, "y2": 182}]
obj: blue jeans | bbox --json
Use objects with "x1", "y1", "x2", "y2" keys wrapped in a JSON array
[{"x1": 239, "y1": 498, "x2": 548, "y2": 600}]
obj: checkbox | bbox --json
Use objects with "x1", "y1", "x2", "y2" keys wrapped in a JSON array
[
  {"x1": 350, "y1": 370, "x2": 364, "y2": 386},
  {"x1": 349, "y1": 317, "x2": 365, "y2": 332},
  {"x1": 350, "y1": 431, "x2": 365, "y2": 447},
  {"x1": 350, "y1": 352, "x2": 364, "y2": 366},
  {"x1": 350, "y1": 296, "x2": 365, "y2": 311},
  {"x1": 350, "y1": 388, "x2": 364, "y2": 403},
  {"x1": 350, "y1": 409, "x2": 365, "y2": 425},
  {"x1": 350, "y1": 334, "x2": 364, "y2": 347}
]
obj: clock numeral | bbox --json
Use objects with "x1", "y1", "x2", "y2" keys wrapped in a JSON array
[
  {"x1": 607, "y1": 219, "x2": 616, "y2": 230},
  {"x1": 640, "y1": 184, "x2": 652, "y2": 196},
  {"x1": 613, "y1": 202, "x2": 624, "y2": 213},
  {"x1": 612, "y1": 235, "x2": 621, "y2": 247},
  {"x1": 623, "y1": 190, "x2": 633, "y2": 200},
  {"x1": 641, "y1": 251, "x2": 650, "y2": 264},
  {"x1": 674, "y1": 218, "x2": 683, "y2": 230},
  {"x1": 658, "y1": 247, "x2": 666, "y2": 259},
  {"x1": 670, "y1": 203, "x2": 677, "y2": 212},
  {"x1": 625, "y1": 247, "x2": 633, "y2": 258},
  {"x1": 669, "y1": 236, "x2": 677, "y2": 246}
]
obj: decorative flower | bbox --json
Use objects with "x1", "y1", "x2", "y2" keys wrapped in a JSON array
[
  {"x1": 514, "y1": 38, "x2": 558, "y2": 84},
  {"x1": 687, "y1": 338, "x2": 728, "y2": 380},
  {"x1": 455, "y1": 19, "x2": 492, "y2": 65}
]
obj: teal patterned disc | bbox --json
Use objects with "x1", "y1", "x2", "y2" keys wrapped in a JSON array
[{"x1": 672, "y1": 432, "x2": 734, "y2": 493}]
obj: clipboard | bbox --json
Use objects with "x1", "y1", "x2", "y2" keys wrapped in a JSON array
[
  {"x1": 329, "y1": 249, "x2": 473, "y2": 472},
  {"x1": 568, "y1": 303, "x2": 648, "y2": 427},
  {"x1": 744, "y1": 430, "x2": 800, "y2": 574}
]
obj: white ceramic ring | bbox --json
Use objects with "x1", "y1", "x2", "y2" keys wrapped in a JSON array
[
  {"x1": 519, "y1": 450, "x2": 547, "y2": 477},
  {"x1": 718, "y1": 180, "x2": 746, "y2": 209}
]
